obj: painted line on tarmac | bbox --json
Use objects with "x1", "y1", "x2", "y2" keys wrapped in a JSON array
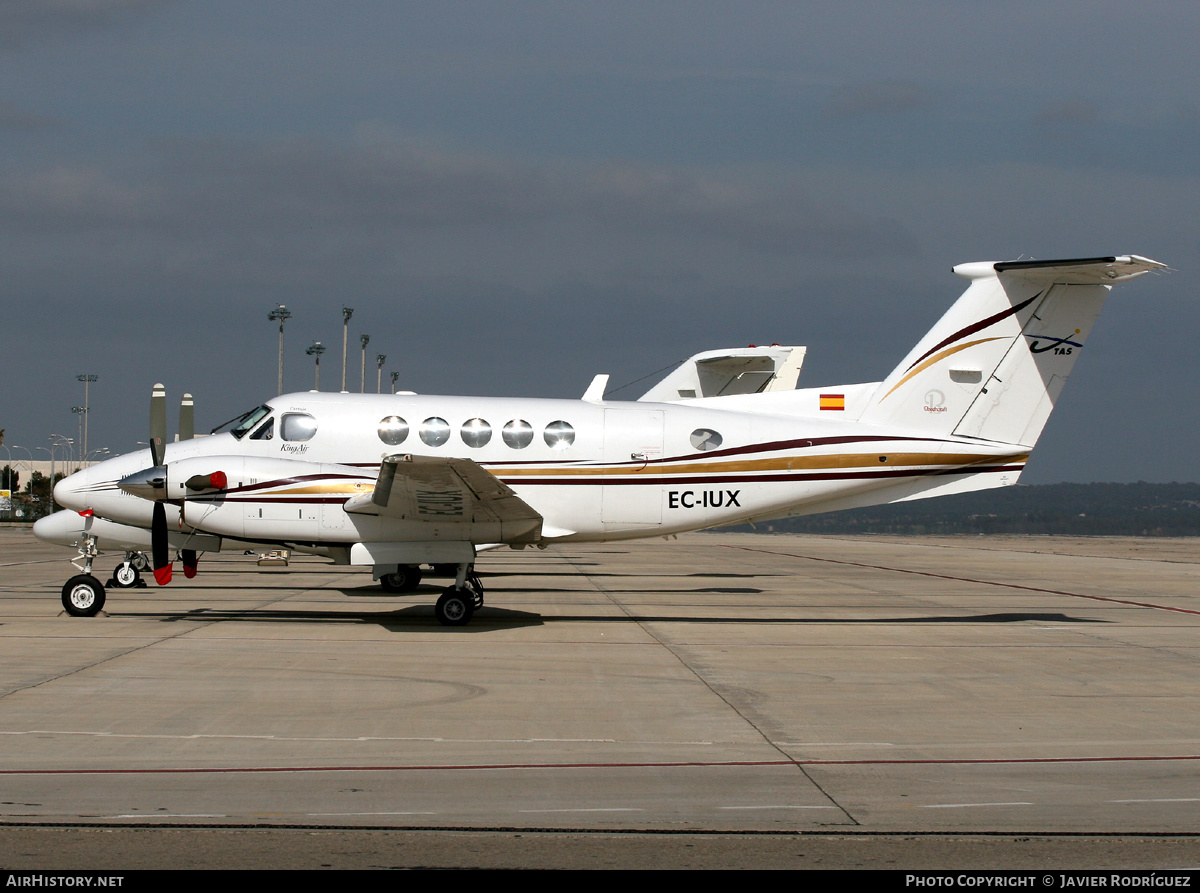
[
  {"x1": 6, "y1": 753, "x2": 1200, "y2": 775},
  {"x1": 735, "y1": 545, "x2": 1200, "y2": 617}
]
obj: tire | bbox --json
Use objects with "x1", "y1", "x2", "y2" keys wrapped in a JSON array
[
  {"x1": 379, "y1": 565, "x2": 422, "y2": 593},
  {"x1": 112, "y1": 563, "x2": 141, "y2": 588},
  {"x1": 62, "y1": 575, "x2": 107, "y2": 617},
  {"x1": 435, "y1": 588, "x2": 474, "y2": 626}
]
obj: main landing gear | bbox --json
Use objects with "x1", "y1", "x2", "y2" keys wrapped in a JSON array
[
  {"x1": 378, "y1": 564, "x2": 423, "y2": 592},
  {"x1": 375, "y1": 562, "x2": 485, "y2": 626},
  {"x1": 434, "y1": 570, "x2": 484, "y2": 627}
]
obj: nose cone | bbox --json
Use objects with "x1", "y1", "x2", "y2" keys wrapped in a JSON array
[
  {"x1": 53, "y1": 468, "x2": 90, "y2": 511},
  {"x1": 118, "y1": 466, "x2": 166, "y2": 501},
  {"x1": 33, "y1": 509, "x2": 87, "y2": 545}
]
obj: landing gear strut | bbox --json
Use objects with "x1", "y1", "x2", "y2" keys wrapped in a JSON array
[{"x1": 62, "y1": 532, "x2": 106, "y2": 617}]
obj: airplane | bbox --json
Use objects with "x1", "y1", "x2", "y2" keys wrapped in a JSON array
[{"x1": 35, "y1": 255, "x2": 1164, "y2": 625}]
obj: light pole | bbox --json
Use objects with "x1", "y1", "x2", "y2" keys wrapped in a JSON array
[
  {"x1": 268, "y1": 304, "x2": 292, "y2": 395},
  {"x1": 376, "y1": 354, "x2": 386, "y2": 393},
  {"x1": 71, "y1": 407, "x2": 86, "y2": 471},
  {"x1": 76, "y1": 373, "x2": 96, "y2": 460},
  {"x1": 12, "y1": 446, "x2": 31, "y2": 497},
  {"x1": 35, "y1": 447, "x2": 53, "y2": 509},
  {"x1": 50, "y1": 434, "x2": 73, "y2": 471},
  {"x1": 306, "y1": 341, "x2": 326, "y2": 390},
  {"x1": 390, "y1": 370, "x2": 399, "y2": 394},
  {"x1": 360, "y1": 334, "x2": 369, "y2": 393},
  {"x1": 340, "y1": 307, "x2": 354, "y2": 392}
]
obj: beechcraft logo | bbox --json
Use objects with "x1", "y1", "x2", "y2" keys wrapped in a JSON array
[
  {"x1": 923, "y1": 390, "x2": 947, "y2": 413},
  {"x1": 1027, "y1": 329, "x2": 1082, "y2": 356}
]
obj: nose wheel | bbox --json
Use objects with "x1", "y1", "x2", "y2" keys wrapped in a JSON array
[
  {"x1": 62, "y1": 574, "x2": 107, "y2": 617},
  {"x1": 111, "y1": 560, "x2": 143, "y2": 588}
]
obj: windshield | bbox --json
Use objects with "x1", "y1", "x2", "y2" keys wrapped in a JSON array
[{"x1": 212, "y1": 404, "x2": 273, "y2": 440}]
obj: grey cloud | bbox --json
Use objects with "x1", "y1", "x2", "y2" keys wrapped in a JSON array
[
  {"x1": 0, "y1": 0, "x2": 173, "y2": 48},
  {"x1": 1033, "y1": 97, "x2": 1100, "y2": 127},
  {"x1": 825, "y1": 79, "x2": 928, "y2": 119},
  {"x1": 0, "y1": 138, "x2": 916, "y2": 259},
  {"x1": 0, "y1": 100, "x2": 61, "y2": 130}
]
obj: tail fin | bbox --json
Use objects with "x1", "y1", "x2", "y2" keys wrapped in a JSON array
[{"x1": 861, "y1": 256, "x2": 1164, "y2": 446}]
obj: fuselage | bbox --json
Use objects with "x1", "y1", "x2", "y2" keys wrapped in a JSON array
[{"x1": 51, "y1": 389, "x2": 1026, "y2": 556}]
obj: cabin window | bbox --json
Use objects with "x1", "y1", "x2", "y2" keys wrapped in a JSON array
[
  {"x1": 281, "y1": 413, "x2": 317, "y2": 442},
  {"x1": 249, "y1": 417, "x2": 274, "y2": 440},
  {"x1": 690, "y1": 428, "x2": 723, "y2": 451},
  {"x1": 378, "y1": 416, "x2": 409, "y2": 446},
  {"x1": 544, "y1": 420, "x2": 575, "y2": 450},
  {"x1": 420, "y1": 417, "x2": 451, "y2": 447},
  {"x1": 461, "y1": 418, "x2": 492, "y2": 448},
  {"x1": 502, "y1": 419, "x2": 534, "y2": 449}
]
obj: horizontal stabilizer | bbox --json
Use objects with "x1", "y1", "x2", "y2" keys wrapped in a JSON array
[{"x1": 639, "y1": 346, "x2": 805, "y2": 402}]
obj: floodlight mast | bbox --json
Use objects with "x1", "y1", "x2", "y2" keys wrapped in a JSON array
[
  {"x1": 360, "y1": 334, "x2": 370, "y2": 393},
  {"x1": 306, "y1": 341, "x2": 326, "y2": 390},
  {"x1": 340, "y1": 307, "x2": 354, "y2": 392},
  {"x1": 268, "y1": 304, "x2": 292, "y2": 396},
  {"x1": 75, "y1": 374, "x2": 97, "y2": 459}
]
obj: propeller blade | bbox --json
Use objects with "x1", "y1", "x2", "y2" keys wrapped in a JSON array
[
  {"x1": 151, "y1": 501, "x2": 172, "y2": 585},
  {"x1": 181, "y1": 549, "x2": 198, "y2": 579},
  {"x1": 179, "y1": 393, "x2": 194, "y2": 441},
  {"x1": 150, "y1": 383, "x2": 167, "y2": 467}
]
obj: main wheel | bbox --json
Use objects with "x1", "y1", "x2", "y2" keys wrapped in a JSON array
[
  {"x1": 379, "y1": 565, "x2": 422, "y2": 593},
  {"x1": 62, "y1": 575, "x2": 107, "y2": 617},
  {"x1": 112, "y1": 562, "x2": 141, "y2": 588},
  {"x1": 435, "y1": 588, "x2": 474, "y2": 626}
]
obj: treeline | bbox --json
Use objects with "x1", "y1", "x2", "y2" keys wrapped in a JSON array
[{"x1": 722, "y1": 482, "x2": 1200, "y2": 537}]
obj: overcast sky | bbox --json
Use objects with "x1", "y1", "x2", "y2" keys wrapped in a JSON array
[{"x1": 2, "y1": 1, "x2": 1195, "y2": 483}]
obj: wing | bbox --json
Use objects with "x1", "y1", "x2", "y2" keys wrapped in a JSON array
[{"x1": 344, "y1": 453, "x2": 543, "y2": 543}]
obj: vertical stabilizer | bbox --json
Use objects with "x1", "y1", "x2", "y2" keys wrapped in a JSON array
[{"x1": 861, "y1": 256, "x2": 1164, "y2": 446}]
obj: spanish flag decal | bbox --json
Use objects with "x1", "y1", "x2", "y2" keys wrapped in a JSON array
[{"x1": 820, "y1": 393, "x2": 845, "y2": 411}]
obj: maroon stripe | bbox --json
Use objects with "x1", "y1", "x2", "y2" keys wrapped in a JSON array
[
  {"x1": 905, "y1": 291, "x2": 1042, "y2": 372},
  {"x1": 498, "y1": 464, "x2": 1024, "y2": 487}
]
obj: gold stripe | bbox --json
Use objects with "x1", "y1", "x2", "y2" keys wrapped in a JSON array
[
  {"x1": 263, "y1": 482, "x2": 374, "y2": 496},
  {"x1": 880, "y1": 337, "x2": 1003, "y2": 401},
  {"x1": 495, "y1": 451, "x2": 1029, "y2": 478},
  {"x1": 255, "y1": 453, "x2": 1030, "y2": 495}
]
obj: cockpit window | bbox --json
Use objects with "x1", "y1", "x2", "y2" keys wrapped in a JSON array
[
  {"x1": 249, "y1": 417, "x2": 274, "y2": 440},
  {"x1": 224, "y1": 404, "x2": 273, "y2": 440},
  {"x1": 281, "y1": 413, "x2": 317, "y2": 442}
]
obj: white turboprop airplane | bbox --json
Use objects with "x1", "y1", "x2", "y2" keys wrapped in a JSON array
[{"x1": 35, "y1": 255, "x2": 1164, "y2": 624}]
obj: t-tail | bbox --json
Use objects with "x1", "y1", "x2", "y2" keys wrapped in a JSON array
[{"x1": 860, "y1": 255, "x2": 1165, "y2": 447}]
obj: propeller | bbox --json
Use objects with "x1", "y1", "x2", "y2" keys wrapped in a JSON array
[
  {"x1": 149, "y1": 383, "x2": 170, "y2": 584},
  {"x1": 179, "y1": 393, "x2": 194, "y2": 442},
  {"x1": 121, "y1": 384, "x2": 215, "y2": 586}
]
